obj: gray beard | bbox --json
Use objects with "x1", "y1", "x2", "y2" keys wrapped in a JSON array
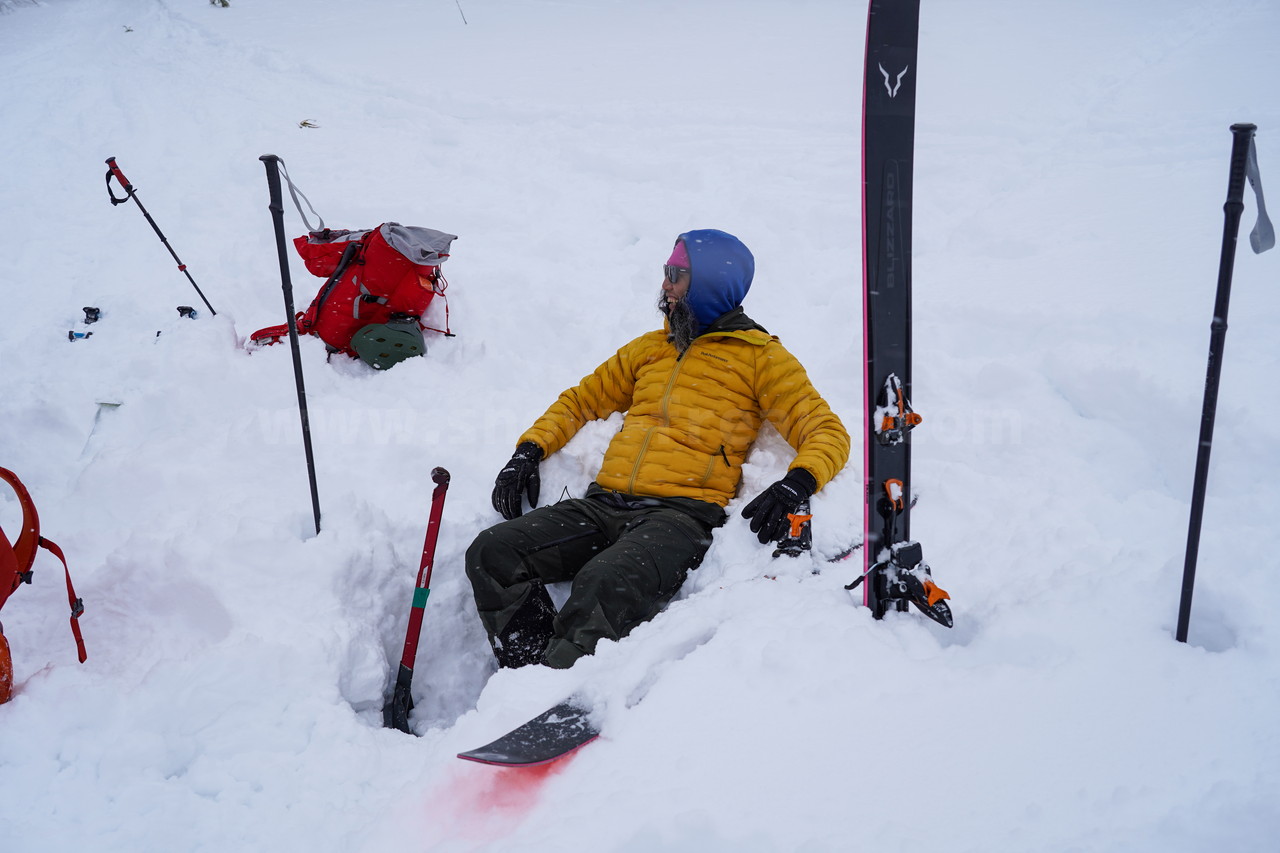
[{"x1": 661, "y1": 294, "x2": 701, "y2": 354}]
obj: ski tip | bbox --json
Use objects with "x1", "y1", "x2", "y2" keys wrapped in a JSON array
[
  {"x1": 457, "y1": 733, "x2": 600, "y2": 768},
  {"x1": 457, "y1": 699, "x2": 601, "y2": 767}
]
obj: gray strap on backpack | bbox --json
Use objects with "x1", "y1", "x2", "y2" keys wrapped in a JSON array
[{"x1": 277, "y1": 159, "x2": 325, "y2": 233}]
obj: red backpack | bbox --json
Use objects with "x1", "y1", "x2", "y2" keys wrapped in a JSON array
[
  {"x1": 251, "y1": 223, "x2": 457, "y2": 370},
  {"x1": 1, "y1": 468, "x2": 87, "y2": 704}
]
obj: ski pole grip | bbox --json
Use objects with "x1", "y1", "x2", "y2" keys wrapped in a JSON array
[
  {"x1": 104, "y1": 156, "x2": 133, "y2": 205},
  {"x1": 430, "y1": 467, "x2": 451, "y2": 487},
  {"x1": 259, "y1": 154, "x2": 285, "y2": 213},
  {"x1": 1226, "y1": 124, "x2": 1257, "y2": 208}
]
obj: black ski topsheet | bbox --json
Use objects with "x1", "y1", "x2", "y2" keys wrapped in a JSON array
[
  {"x1": 862, "y1": 0, "x2": 920, "y2": 615},
  {"x1": 457, "y1": 699, "x2": 600, "y2": 767}
]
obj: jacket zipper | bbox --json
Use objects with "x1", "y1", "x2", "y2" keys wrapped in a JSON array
[
  {"x1": 698, "y1": 444, "x2": 730, "y2": 487},
  {"x1": 627, "y1": 345, "x2": 692, "y2": 493}
]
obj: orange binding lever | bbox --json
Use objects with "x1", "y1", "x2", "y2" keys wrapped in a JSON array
[
  {"x1": 787, "y1": 512, "x2": 813, "y2": 539},
  {"x1": 884, "y1": 478, "x2": 905, "y2": 512}
]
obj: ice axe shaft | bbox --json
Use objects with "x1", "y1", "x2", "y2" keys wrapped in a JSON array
[{"x1": 384, "y1": 468, "x2": 451, "y2": 734}]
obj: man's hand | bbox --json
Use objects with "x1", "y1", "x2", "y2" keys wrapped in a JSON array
[
  {"x1": 741, "y1": 468, "x2": 818, "y2": 544},
  {"x1": 492, "y1": 442, "x2": 543, "y2": 520}
]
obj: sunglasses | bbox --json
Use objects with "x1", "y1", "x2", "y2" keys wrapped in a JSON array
[{"x1": 663, "y1": 265, "x2": 690, "y2": 284}]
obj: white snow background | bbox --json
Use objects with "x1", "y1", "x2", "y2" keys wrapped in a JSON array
[{"x1": 2, "y1": 0, "x2": 1279, "y2": 850}]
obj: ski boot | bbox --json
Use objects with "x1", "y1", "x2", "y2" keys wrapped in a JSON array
[
  {"x1": 68, "y1": 306, "x2": 101, "y2": 341},
  {"x1": 491, "y1": 582, "x2": 556, "y2": 669}
]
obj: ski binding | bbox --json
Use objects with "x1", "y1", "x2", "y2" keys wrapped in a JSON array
[
  {"x1": 873, "y1": 373, "x2": 922, "y2": 446},
  {"x1": 873, "y1": 541, "x2": 953, "y2": 627},
  {"x1": 772, "y1": 499, "x2": 813, "y2": 558}
]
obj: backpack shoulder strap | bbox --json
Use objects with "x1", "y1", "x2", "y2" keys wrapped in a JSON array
[
  {"x1": 1, "y1": 525, "x2": 22, "y2": 610},
  {"x1": 36, "y1": 536, "x2": 86, "y2": 663},
  {"x1": 0, "y1": 467, "x2": 40, "y2": 575},
  {"x1": 0, "y1": 468, "x2": 87, "y2": 663},
  {"x1": 305, "y1": 238, "x2": 365, "y2": 325}
]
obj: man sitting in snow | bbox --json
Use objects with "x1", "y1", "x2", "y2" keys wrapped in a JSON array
[{"x1": 465, "y1": 229, "x2": 850, "y2": 669}]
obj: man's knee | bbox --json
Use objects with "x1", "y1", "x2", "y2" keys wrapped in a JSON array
[{"x1": 465, "y1": 522, "x2": 523, "y2": 588}]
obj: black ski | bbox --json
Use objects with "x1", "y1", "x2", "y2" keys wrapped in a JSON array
[
  {"x1": 457, "y1": 699, "x2": 600, "y2": 767},
  {"x1": 859, "y1": 0, "x2": 951, "y2": 626}
]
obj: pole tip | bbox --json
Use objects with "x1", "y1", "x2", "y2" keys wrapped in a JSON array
[
  {"x1": 1230, "y1": 123, "x2": 1258, "y2": 135},
  {"x1": 105, "y1": 156, "x2": 116, "y2": 165},
  {"x1": 431, "y1": 467, "x2": 451, "y2": 486},
  {"x1": 259, "y1": 154, "x2": 280, "y2": 163}
]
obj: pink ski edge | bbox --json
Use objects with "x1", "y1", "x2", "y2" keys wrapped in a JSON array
[{"x1": 860, "y1": 0, "x2": 874, "y2": 608}]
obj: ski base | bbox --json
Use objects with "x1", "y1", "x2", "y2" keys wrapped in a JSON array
[{"x1": 458, "y1": 699, "x2": 600, "y2": 767}]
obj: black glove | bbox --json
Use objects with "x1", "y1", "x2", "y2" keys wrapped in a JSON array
[
  {"x1": 741, "y1": 468, "x2": 818, "y2": 544},
  {"x1": 492, "y1": 441, "x2": 543, "y2": 520}
]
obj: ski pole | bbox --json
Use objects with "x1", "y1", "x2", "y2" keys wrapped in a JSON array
[
  {"x1": 259, "y1": 154, "x2": 322, "y2": 537},
  {"x1": 384, "y1": 468, "x2": 451, "y2": 734},
  {"x1": 104, "y1": 157, "x2": 218, "y2": 316},
  {"x1": 1177, "y1": 124, "x2": 1274, "y2": 643}
]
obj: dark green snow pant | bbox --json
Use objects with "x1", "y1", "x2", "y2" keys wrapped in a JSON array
[{"x1": 465, "y1": 490, "x2": 719, "y2": 669}]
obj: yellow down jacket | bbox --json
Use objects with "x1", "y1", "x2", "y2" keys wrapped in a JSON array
[{"x1": 519, "y1": 309, "x2": 850, "y2": 508}]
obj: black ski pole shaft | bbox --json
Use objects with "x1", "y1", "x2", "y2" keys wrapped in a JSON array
[
  {"x1": 384, "y1": 468, "x2": 451, "y2": 734},
  {"x1": 259, "y1": 154, "x2": 322, "y2": 537},
  {"x1": 104, "y1": 157, "x2": 217, "y2": 316},
  {"x1": 1176, "y1": 123, "x2": 1257, "y2": 644}
]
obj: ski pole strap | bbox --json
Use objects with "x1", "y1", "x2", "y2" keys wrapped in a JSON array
[
  {"x1": 277, "y1": 159, "x2": 325, "y2": 233},
  {"x1": 0, "y1": 466, "x2": 87, "y2": 664},
  {"x1": 105, "y1": 157, "x2": 133, "y2": 206},
  {"x1": 1245, "y1": 135, "x2": 1276, "y2": 254}
]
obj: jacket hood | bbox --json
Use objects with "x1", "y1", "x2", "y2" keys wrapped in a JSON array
[{"x1": 677, "y1": 229, "x2": 755, "y2": 331}]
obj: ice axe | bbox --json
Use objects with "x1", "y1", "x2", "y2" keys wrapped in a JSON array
[{"x1": 384, "y1": 467, "x2": 451, "y2": 734}]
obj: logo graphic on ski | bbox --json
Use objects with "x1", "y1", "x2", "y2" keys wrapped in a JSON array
[
  {"x1": 878, "y1": 63, "x2": 909, "y2": 98},
  {"x1": 457, "y1": 699, "x2": 600, "y2": 767}
]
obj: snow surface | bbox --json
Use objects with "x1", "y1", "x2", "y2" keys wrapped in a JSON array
[{"x1": 2, "y1": 0, "x2": 1279, "y2": 850}]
